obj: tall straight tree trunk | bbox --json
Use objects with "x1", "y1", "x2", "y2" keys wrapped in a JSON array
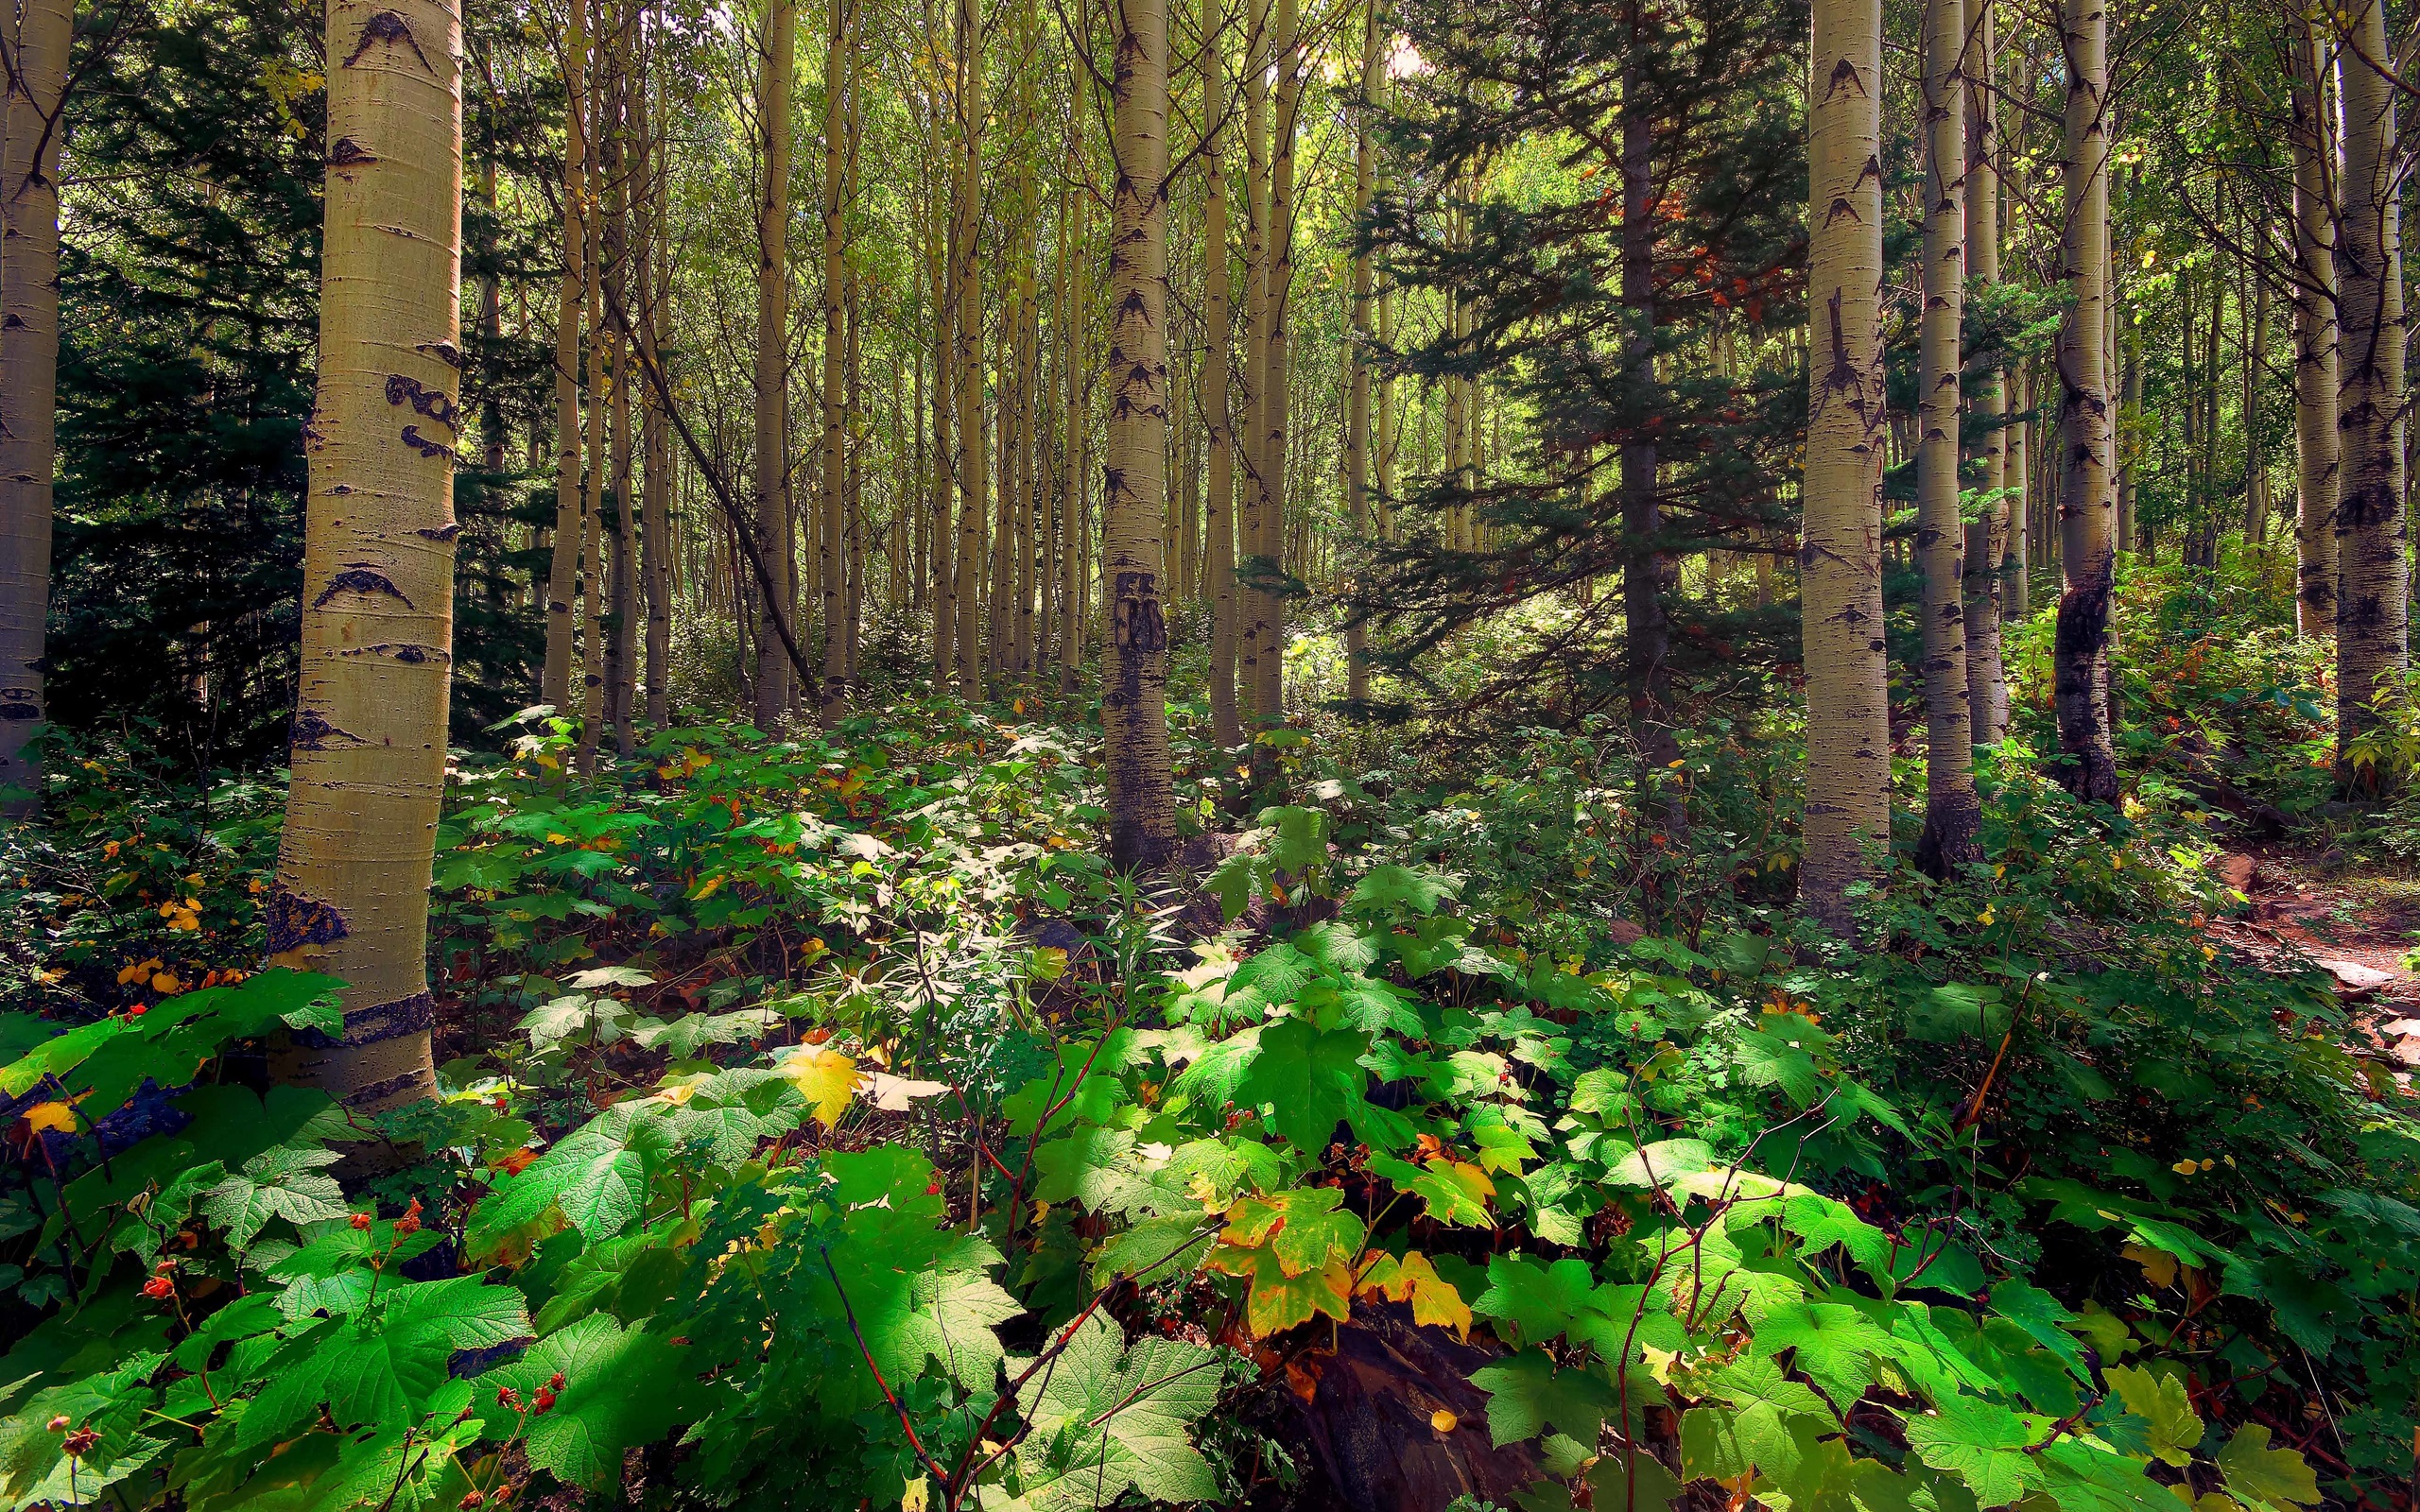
[
  {"x1": 0, "y1": 0, "x2": 71, "y2": 816},
  {"x1": 1102, "y1": 0, "x2": 1174, "y2": 869},
  {"x1": 1619, "y1": 56, "x2": 1677, "y2": 792},
  {"x1": 843, "y1": 69, "x2": 864, "y2": 687},
  {"x1": 604, "y1": 20, "x2": 637, "y2": 754},
  {"x1": 2289, "y1": 11, "x2": 2338, "y2": 638},
  {"x1": 543, "y1": 0, "x2": 588, "y2": 710},
  {"x1": 576, "y1": 73, "x2": 608, "y2": 774},
  {"x1": 817, "y1": 0, "x2": 848, "y2": 724},
  {"x1": 1342, "y1": 0, "x2": 1376, "y2": 708},
  {"x1": 2116, "y1": 313, "x2": 2140, "y2": 552},
  {"x1": 754, "y1": 0, "x2": 798, "y2": 730},
  {"x1": 1800, "y1": 0, "x2": 1891, "y2": 935},
  {"x1": 1962, "y1": 0, "x2": 2007, "y2": 741},
  {"x1": 2244, "y1": 268, "x2": 2270, "y2": 539},
  {"x1": 952, "y1": 0, "x2": 986, "y2": 696},
  {"x1": 271, "y1": 0, "x2": 462, "y2": 1107},
  {"x1": 1253, "y1": 0, "x2": 1296, "y2": 727},
  {"x1": 1915, "y1": 0, "x2": 1977, "y2": 871},
  {"x1": 1236, "y1": 1, "x2": 1270, "y2": 722},
  {"x1": 2051, "y1": 0, "x2": 2118, "y2": 801},
  {"x1": 929, "y1": 153, "x2": 958, "y2": 688},
  {"x1": 640, "y1": 77, "x2": 671, "y2": 730},
  {"x1": 1060, "y1": 99, "x2": 1090, "y2": 696},
  {"x1": 2336, "y1": 0, "x2": 2406, "y2": 788},
  {"x1": 2006, "y1": 363, "x2": 2030, "y2": 616}
]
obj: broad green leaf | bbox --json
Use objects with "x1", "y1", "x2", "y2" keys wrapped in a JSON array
[
  {"x1": 1369, "y1": 1154, "x2": 1495, "y2": 1228},
  {"x1": 1900, "y1": 1392, "x2": 2036, "y2": 1505},
  {"x1": 203, "y1": 1143, "x2": 349, "y2": 1250},
  {"x1": 482, "y1": 1314, "x2": 685, "y2": 1490},
  {"x1": 2214, "y1": 1425, "x2": 2321, "y2": 1510},
  {"x1": 1013, "y1": 1311, "x2": 1223, "y2": 1508},
  {"x1": 1471, "y1": 1349, "x2": 1615, "y2": 1446},
  {"x1": 241, "y1": 1277, "x2": 532, "y2": 1448},
  {"x1": 2105, "y1": 1364, "x2": 2201, "y2": 1468}
]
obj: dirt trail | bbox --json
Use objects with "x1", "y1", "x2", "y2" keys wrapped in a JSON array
[{"x1": 2205, "y1": 848, "x2": 2420, "y2": 1074}]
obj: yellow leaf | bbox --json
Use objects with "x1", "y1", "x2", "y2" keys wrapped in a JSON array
[
  {"x1": 22, "y1": 1102, "x2": 79, "y2": 1135},
  {"x1": 2122, "y1": 1242, "x2": 2179, "y2": 1290},
  {"x1": 1357, "y1": 1250, "x2": 1472, "y2": 1339},
  {"x1": 152, "y1": 972, "x2": 182, "y2": 994},
  {"x1": 690, "y1": 875, "x2": 725, "y2": 901},
  {"x1": 773, "y1": 1044, "x2": 861, "y2": 1126},
  {"x1": 1430, "y1": 1409, "x2": 1458, "y2": 1435}
]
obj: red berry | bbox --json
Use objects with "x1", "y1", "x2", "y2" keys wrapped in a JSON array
[
  {"x1": 547, "y1": 1373, "x2": 565, "y2": 1391},
  {"x1": 62, "y1": 1429, "x2": 97, "y2": 1457},
  {"x1": 142, "y1": 1276, "x2": 175, "y2": 1299},
  {"x1": 393, "y1": 1214, "x2": 422, "y2": 1237},
  {"x1": 350, "y1": 1212, "x2": 373, "y2": 1231},
  {"x1": 496, "y1": 1386, "x2": 521, "y2": 1409},
  {"x1": 461, "y1": 1494, "x2": 487, "y2": 1509},
  {"x1": 532, "y1": 1388, "x2": 557, "y2": 1414}
]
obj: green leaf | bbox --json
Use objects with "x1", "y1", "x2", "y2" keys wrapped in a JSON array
[
  {"x1": 2214, "y1": 1424, "x2": 2322, "y2": 1510},
  {"x1": 1580, "y1": 1450, "x2": 1682, "y2": 1512},
  {"x1": 482, "y1": 1314, "x2": 686, "y2": 1490},
  {"x1": 1346, "y1": 864, "x2": 1459, "y2": 918},
  {"x1": 203, "y1": 1143, "x2": 349, "y2": 1250},
  {"x1": 1900, "y1": 1392, "x2": 2036, "y2": 1505},
  {"x1": 242, "y1": 1277, "x2": 533, "y2": 1448},
  {"x1": 1755, "y1": 1301, "x2": 1900, "y2": 1410},
  {"x1": 1470, "y1": 1349, "x2": 1615, "y2": 1446},
  {"x1": 1231, "y1": 1016, "x2": 1376, "y2": 1155},
  {"x1": 1368, "y1": 1155, "x2": 1495, "y2": 1228},
  {"x1": 1470, "y1": 1254, "x2": 1598, "y2": 1347},
  {"x1": 1012, "y1": 1311, "x2": 1224, "y2": 1509},
  {"x1": 2104, "y1": 1364, "x2": 2201, "y2": 1468}
]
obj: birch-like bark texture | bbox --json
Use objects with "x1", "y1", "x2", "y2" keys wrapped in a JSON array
[
  {"x1": 2288, "y1": 11, "x2": 2338, "y2": 639},
  {"x1": 542, "y1": 0, "x2": 588, "y2": 709},
  {"x1": 1253, "y1": 0, "x2": 1297, "y2": 726},
  {"x1": 753, "y1": 0, "x2": 797, "y2": 730},
  {"x1": 1915, "y1": 0, "x2": 1977, "y2": 872},
  {"x1": 2336, "y1": 0, "x2": 2406, "y2": 787},
  {"x1": 2051, "y1": 0, "x2": 2118, "y2": 801},
  {"x1": 818, "y1": 0, "x2": 848, "y2": 725},
  {"x1": 604, "y1": 18, "x2": 635, "y2": 754},
  {"x1": 1799, "y1": 0, "x2": 1891, "y2": 936},
  {"x1": 1201, "y1": 0, "x2": 1236, "y2": 740},
  {"x1": 952, "y1": 0, "x2": 985, "y2": 696},
  {"x1": 1060, "y1": 99, "x2": 1089, "y2": 695},
  {"x1": 640, "y1": 39, "x2": 671, "y2": 728},
  {"x1": 271, "y1": 0, "x2": 462, "y2": 1108},
  {"x1": 1236, "y1": 3, "x2": 1270, "y2": 721},
  {"x1": 0, "y1": 0, "x2": 71, "y2": 817},
  {"x1": 1961, "y1": 0, "x2": 2006, "y2": 741},
  {"x1": 1342, "y1": 0, "x2": 1376, "y2": 708},
  {"x1": 1102, "y1": 0, "x2": 1174, "y2": 870},
  {"x1": 928, "y1": 154, "x2": 957, "y2": 688},
  {"x1": 576, "y1": 92, "x2": 608, "y2": 774}
]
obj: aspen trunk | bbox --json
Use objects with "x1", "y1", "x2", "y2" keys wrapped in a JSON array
[
  {"x1": 271, "y1": 0, "x2": 462, "y2": 1108},
  {"x1": 577, "y1": 62, "x2": 608, "y2": 774},
  {"x1": 604, "y1": 21, "x2": 636, "y2": 755},
  {"x1": 640, "y1": 40, "x2": 671, "y2": 730},
  {"x1": 929, "y1": 155, "x2": 958, "y2": 687},
  {"x1": 1962, "y1": 0, "x2": 2007, "y2": 742},
  {"x1": 2116, "y1": 313, "x2": 2140, "y2": 555},
  {"x1": 0, "y1": 0, "x2": 71, "y2": 816},
  {"x1": 1341, "y1": 0, "x2": 1376, "y2": 709},
  {"x1": 1060, "y1": 101, "x2": 1089, "y2": 696},
  {"x1": 843, "y1": 66, "x2": 864, "y2": 687},
  {"x1": 2336, "y1": 0, "x2": 2406, "y2": 786},
  {"x1": 818, "y1": 0, "x2": 848, "y2": 724},
  {"x1": 1202, "y1": 0, "x2": 1239, "y2": 739},
  {"x1": 1799, "y1": 0, "x2": 1892, "y2": 935},
  {"x1": 1237, "y1": 4, "x2": 1270, "y2": 722},
  {"x1": 2051, "y1": 0, "x2": 2118, "y2": 801},
  {"x1": 543, "y1": 0, "x2": 588, "y2": 710},
  {"x1": 2244, "y1": 268, "x2": 2270, "y2": 539},
  {"x1": 952, "y1": 0, "x2": 986, "y2": 696},
  {"x1": 754, "y1": 0, "x2": 798, "y2": 730},
  {"x1": 1914, "y1": 0, "x2": 1977, "y2": 871},
  {"x1": 1102, "y1": 0, "x2": 1175, "y2": 869},
  {"x1": 2290, "y1": 11, "x2": 2339, "y2": 637},
  {"x1": 1253, "y1": 0, "x2": 1296, "y2": 727}
]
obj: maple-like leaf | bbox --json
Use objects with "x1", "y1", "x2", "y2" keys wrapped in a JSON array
[
  {"x1": 481, "y1": 1313, "x2": 688, "y2": 1490},
  {"x1": 770, "y1": 1042, "x2": 862, "y2": 1127},
  {"x1": 1356, "y1": 1250, "x2": 1474, "y2": 1338}
]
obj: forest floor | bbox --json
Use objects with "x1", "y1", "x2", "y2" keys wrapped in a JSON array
[{"x1": 2209, "y1": 845, "x2": 2420, "y2": 1084}]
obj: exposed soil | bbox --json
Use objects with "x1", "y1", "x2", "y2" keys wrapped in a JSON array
[{"x1": 2204, "y1": 846, "x2": 2420, "y2": 1079}]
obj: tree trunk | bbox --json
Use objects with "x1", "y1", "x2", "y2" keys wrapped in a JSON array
[
  {"x1": 2006, "y1": 362, "x2": 2029, "y2": 617},
  {"x1": 1253, "y1": 0, "x2": 1296, "y2": 728},
  {"x1": 271, "y1": 0, "x2": 462, "y2": 1108},
  {"x1": 2116, "y1": 311, "x2": 2138, "y2": 557},
  {"x1": 2244, "y1": 265, "x2": 2270, "y2": 540},
  {"x1": 1962, "y1": 0, "x2": 2007, "y2": 742},
  {"x1": 1799, "y1": 0, "x2": 1892, "y2": 935},
  {"x1": 929, "y1": 149, "x2": 958, "y2": 687},
  {"x1": 604, "y1": 20, "x2": 636, "y2": 754},
  {"x1": 818, "y1": 0, "x2": 848, "y2": 724},
  {"x1": 952, "y1": 0, "x2": 986, "y2": 696},
  {"x1": 576, "y1": 67, "x2": 608, "y2": 774},
  {"x1": 2335, "y1": 0, "x2": 2407, "y2": 788},
  {"x1": 1201, "y1": 1, "x2": 1239, "y2": 741},
  {"x1": 2051, "y1": 0, "x2": 2118, "y2": 802},
  {"x1": 1340, "y1": 0, "x2": 1376, "y2": 708},
  {"x1": 1619, "y1": 56, "x2": 1678, "y2": 803},
  {"x1": 1102, "y1": 0, "x2": 1175, "y2": 869},
  {"x1": 2290, "y1": 10, "x2": 2339, "y2": 638},
  {"x1": 1060, "y1": 98, "x2": 1089, "y2": 696},
  {"x1": 638, "y1": 27, "x2": 671, "y2": 729},
  {"x1": 543, "y1": 0, "x2": 588, "y2": 711},
  {"x1": 754, "y1": 0, "x2": 797, "y2": 730},
  {"x1": 1237, "y1": 2, "x2": 1270, "y2": 723},
  {"x1": 0, "y1": 0, "x2": 71, "y2": 816},
  {"x1": 1915, "y1": 0, "x2": 1978, "y2": 873}
]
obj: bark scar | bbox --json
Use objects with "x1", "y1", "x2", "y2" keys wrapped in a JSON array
[
  {"x1": 343, "y1": 10, "x2": 437, "y2": 71},
  {"x1": 313, "y1": 565, "x2": 415, "y2": 609}
]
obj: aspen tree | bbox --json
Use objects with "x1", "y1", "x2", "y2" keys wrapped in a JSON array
[
  {"x1": 754, "y1": 0, "x2": 798, "y2": 730},
  {"x1": 577, "y1": 36, "x2": 609, "y2": 775},
  {"x1": 1061, "y1": 98, "x2": 1090, "y2": 695},
  {"x1": 1237, "y1": 0, "x2": 1270, "y2": 719},
  {"x1": 843, "y1": 66, "x2": 864, "y2": 686},
  {"x1": 1102, "y1": 0, "x2": 1175, "y2": 869},
  {"x1": 990, "y1": 282, "x2": 1020, "y2": 678},
  {"x1": 1201, "y1": 0, "x2": 1239, "y2": 743},
  {"x1": 1259, "y1": 0, "x2": 1299, "y2": 730},
  {"x1": 928, "y1": 137, "x2": 958, "y2": 686},
  {"x1": 1961, "y1": 0, "x2": 2006, "y2": 739},
  {"x1": 1799, "y1": 0, "x2": 1891, "y2": 934},
  {"x1": 952, "y1": 0, "x2": 986, "y2": 695},
  {"x1": 640, "y1": 32, "x2": 672, "y2": 728},
  {"x1": 2288, "y1": 10, "x2": 2337, "y2": 638},
  {"x1": 604, "y1": 14, "x2": 637, "y2": 755},
  {"x1": 543, "y1": 0, "x2": 589, "y2": 710},
  {"x1": 2335, "y1": 0, "x2": 2405, "y2": 788},
  {"x1": 2051, "y1": 0, "x2": 2118, "y2": 802},
  {"x1": 1914, "y1": 0, "x2": 1978, "y2": 871},
  {"x1": 0, "y1": 0, "x2": 71, "y2": 816},
  {"x1": 1342, "y1": 0, "x2": 1376, "y2": 708},
  {"x1": 819, "y1": 0, "x2": 849, "y2": 725},
  {"x1": 271, "y1": 0, "x2": 463, "y2": 1107}
]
